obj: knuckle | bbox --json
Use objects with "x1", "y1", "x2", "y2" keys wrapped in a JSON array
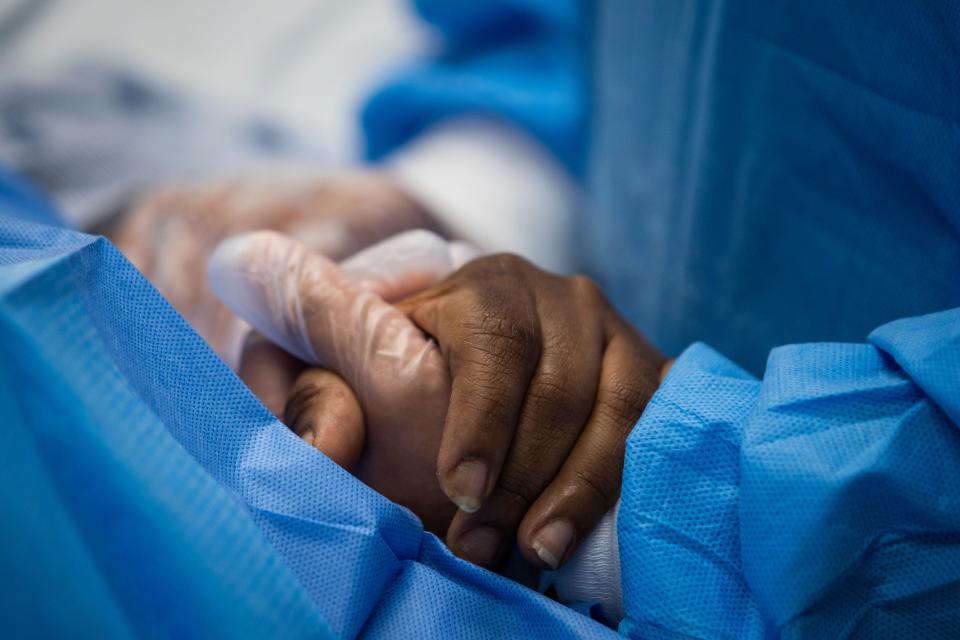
[
  {"x1": 491, "y1": 252, "x2": 531, "y2": 274},
  {"x1": 461, "y1": 383, "x2": 516, "y2": 428},
  {"x1": 461, "y1": 310, "x2": 541, "y2": 370},
  {"x1": 568, "y1": 274, "x2": 608, "y2": 308},
  {"x1": 481, "y1": 252, "x2": 529, "y2": 273},
  {"x1": 523, "y1": 370, "x2": 590, "y2": 427},
  {"x1": 572, "y1": 466, "x2": 620, "y2": 508},
  {"x1": 476, "y1": 311, "x2": 538, "y2": 346},
  {"x1": 600, "y1": 374, "x2": 650, "y2": 428},
  {"x1": 459, "y1": 253, "x2": 535, "y2": 288},
  {"x1": 494, "y1": 463, "x2": 542, "y2": 508}
]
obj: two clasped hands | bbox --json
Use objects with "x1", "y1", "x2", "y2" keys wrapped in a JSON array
[{"x1": 207, "y1": 227, "x2": 671, "y2": 577}]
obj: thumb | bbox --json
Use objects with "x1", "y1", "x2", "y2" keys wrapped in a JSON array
[
  {"x1": 208, "y1": 230, "x2": 446, "y2": 405},
  {"x1": 340, "y1": 229, "x2": 480, "y2": 302}
]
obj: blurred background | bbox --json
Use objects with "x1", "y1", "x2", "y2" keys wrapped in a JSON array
[
  {"x1": 0, "y1": 0, "x2": 431, "y2": 226},
  {"x1": 0, "y1": 0, "x2": 579, "y2": 367}
]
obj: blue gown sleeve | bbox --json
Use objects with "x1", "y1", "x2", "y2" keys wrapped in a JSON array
[
  {"x1": 618, "y1": 309, "x2": 960, "y2": 639},
  {"x1": 360, "y1": 0, "x2": 588, "y2": 176},
  {"x1": 0, "y1": 168, "x2": 620, "y2": 638}
]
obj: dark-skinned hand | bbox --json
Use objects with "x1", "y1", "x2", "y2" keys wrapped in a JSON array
[{"x1": 209, "y1": 230, "x2": 668, "y2": 570}]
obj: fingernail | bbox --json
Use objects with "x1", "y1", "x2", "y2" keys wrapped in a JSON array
[
  {"x1": 453, "y1": 525, "x2": 501, "y2": 567},
  {"x1": 444, "y1": 459, "x2": 488, "y2": 513},
  {"x1": 532, "y1": 520, "x2": 574, "y2": 569}
]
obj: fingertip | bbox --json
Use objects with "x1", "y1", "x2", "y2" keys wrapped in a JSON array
[
  {"x1": 207, "y1": 231, "x2": 272, "y2": 324},
  {"x1": 285, "y1": 369, "x2": 365, "y2": 471},
  {"x1": 435, "y1": 373, "x2": 533, "y2": 516},
  {"x1": 529, "y1": 519, "x2": 575, "y2": 570},
  {"x1": 208, "y1": 231, "x2": 323, "y2": 363},
  {"x1": 450, "y1": 524, "x2": 502, "y2": 567},
  {"x1": 517, "y1": 479, "x2": 608, "y2": 570},
  {"x1": 305, "y1": 406, "x2": 365, "y2": 472},
  {"x1": 208, "y1": 230, "x2": 296, "y2": 296},
  {"x1": 208, "y1": 230, "x2": 273, "y2": 283},
  {"x1": 441, "y1": 458, "x2": 490, "y2": 513},
  {"x1": 445, "y1": 508, "x2": 506, "y2": 569}
]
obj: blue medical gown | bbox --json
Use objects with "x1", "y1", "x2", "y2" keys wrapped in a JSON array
[
  {"x1": 362, "y1": 0, "x2": 588, "y2": 176},
  {"x1": 364, "y1": 0, "x2": 960, "y2": 637},
  {"x1": 0, "y1": 168, "x2": 616, "y2": 638}
]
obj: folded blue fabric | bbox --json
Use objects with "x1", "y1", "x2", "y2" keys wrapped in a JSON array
[
  {"x1": 620, "y1": 334, "x2": 960, "y2": 639},
  {"x1": 0, "y1": 171, "x2": 614, "y2": 639}
]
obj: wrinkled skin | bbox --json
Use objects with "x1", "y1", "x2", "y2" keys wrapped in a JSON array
[
  {"x1": 213, "y1": 231, "x2": 669, "y2": 567},
  {"x1": 114, "y1": 171, "x2": 437, "y2": 365},
  {"x1": 394, "y1": 255, "x2": 668, "y2": 569},
  {"x1": 212, "y1": 230, "x2": 461, "y2": 533}
]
